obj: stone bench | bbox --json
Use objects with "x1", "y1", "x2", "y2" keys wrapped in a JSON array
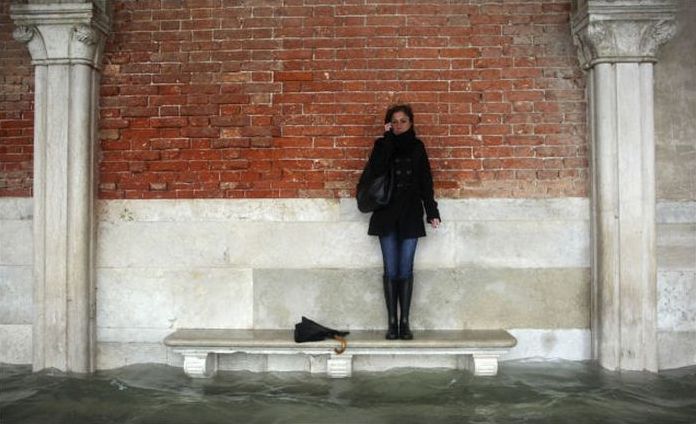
[{"x1": 164, "y1": 329, "x2": 517, "y2": 378}]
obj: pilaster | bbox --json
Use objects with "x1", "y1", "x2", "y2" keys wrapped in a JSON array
[
  {"x1": 10, "y1": 1, "x2": 110, "y2": 373},
  {"x1": 571, "y1": 0, "x2": 677, "y2": 372}
]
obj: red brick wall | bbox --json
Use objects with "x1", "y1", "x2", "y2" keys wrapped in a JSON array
[
  {"x1": 1, "y1": 0, "x2": 588, "y2": 199},
  {"x1": 0, "y1": 1, "x2": 34, "y2": 197}
]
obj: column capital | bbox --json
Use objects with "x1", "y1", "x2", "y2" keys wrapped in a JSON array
[
  {"x1": 10, "y1": 2, "x2": 110, "y2": 69},
  {"x1": 571, "y1": 0, "x2": 678, "y2": 69}
]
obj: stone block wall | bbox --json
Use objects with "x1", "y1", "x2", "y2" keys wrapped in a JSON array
[
  {"x1": 656, "y1": 203, "x2": 696, "y2": 369},
  {"x1": 93, "y1": 197, "x2": 591, "y2": 368},
  {"x1": 0, "y1": 198, "x2": 32, "y2": 363},
  {"x1": 6, "y1": 196, "x2": 691, "y2": 369},
  {"x1": 654, "y1": 0, "x2": 696, "y2": 370},
  {"x1": 3, "y1": 196, "x2": 690, "y2": 369}
]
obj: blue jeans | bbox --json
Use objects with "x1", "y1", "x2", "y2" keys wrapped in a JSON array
[{"x1": 379, "y1": 232, "x2": 418, "y2": 280}]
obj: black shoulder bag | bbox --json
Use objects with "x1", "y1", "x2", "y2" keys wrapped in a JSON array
[{"x1": 356, "y1": 161, "x2": 394, "y2": 213}]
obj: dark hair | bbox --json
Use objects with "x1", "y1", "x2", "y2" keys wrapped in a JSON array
[{"x1": 384, "y1": 104, "x2": 415, "y2": 127}]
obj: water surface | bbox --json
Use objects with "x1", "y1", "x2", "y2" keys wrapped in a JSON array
[{"x1": 1, "y1": 360, "x2": 695, "y2": 423}]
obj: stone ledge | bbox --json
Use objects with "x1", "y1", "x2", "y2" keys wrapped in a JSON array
[{"x1": 164, "y1": 329, "x2": 517, "y2": 378}]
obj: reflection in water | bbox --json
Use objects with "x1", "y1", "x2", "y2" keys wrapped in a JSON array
[{"x1": 1, "y1": 360, "x2": 695, "y2": 423}]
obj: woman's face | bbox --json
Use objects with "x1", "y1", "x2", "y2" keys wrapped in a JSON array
[{"x1": 390, "y1": 111, "x2": 412, "y2": 136}]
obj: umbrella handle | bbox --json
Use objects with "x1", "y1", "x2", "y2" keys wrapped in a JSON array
[{"x1": 333, "y1": 335, "x2": 347, "y2": 355}]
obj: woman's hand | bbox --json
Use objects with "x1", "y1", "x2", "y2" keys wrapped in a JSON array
[
  {"x1": 384, "y1": 122, "x2": 392, "y2": 132},
  {"x1": 430, "y1": 218, "x2": 440, "y2": 229}
]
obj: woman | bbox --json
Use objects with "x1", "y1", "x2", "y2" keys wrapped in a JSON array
[{"x1": 359, "y1": 104, "x2": 441, "y2": 340}]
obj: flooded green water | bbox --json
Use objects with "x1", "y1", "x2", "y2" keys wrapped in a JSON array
[{"x1": 1, "y1": 360, "x2": 695, "y2": 424}]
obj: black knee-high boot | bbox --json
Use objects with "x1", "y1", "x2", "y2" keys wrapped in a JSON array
[
  {"x1": 383, "y1": 276, "x2": 399, "y2": 340},
  {"x1": 398, "y1": 276, "x2": 414, "y2": 340}
]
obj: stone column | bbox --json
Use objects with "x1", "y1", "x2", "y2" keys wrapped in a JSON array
[
  {"x1": 10, "y1": 1, "x2": 110, "y2": 373},
  {"x1": 571, "y1": 0, "x2": 677, "y2": 372}
]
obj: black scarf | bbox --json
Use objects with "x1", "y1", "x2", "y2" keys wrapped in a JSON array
[{"x1": 387, "y1": 128, "x2": 417, "y2": 155}]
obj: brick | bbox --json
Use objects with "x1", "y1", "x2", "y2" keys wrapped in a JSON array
[
  {"x1": 147, "y1": 161, "x2": 189, "y2": 171},
  {"x1": 180, "y1": 105, "x2": 219, "y2": 116},
  {"x1": 506, "y1": 68, "x2": 544, "y2": 80},
  {"x1": 474, "y1": 57, "x2": 513, "y2": 68},
  {"x1": 181, "y1": 127, "x2": 219, "y2": 138},
  {"x1": 474, "y1": 124, "x2": 510, "y2": 135},
  {"x1": 121, "y1": 107, "x2": 158, "y2": 117},
  {"x1": 506, "y1": 90, "x2": 545, "y2": 103},
  {"x1": 150, "y1": 117, "x2": 188, "y2": 128},
  {"x1": 407, "y1": 81, "x2": 449, "y2": 92}
]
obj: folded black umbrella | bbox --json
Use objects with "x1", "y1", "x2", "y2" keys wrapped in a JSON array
[{"x1": 294, "y1": 316, "x2": 349, "y2": 354}]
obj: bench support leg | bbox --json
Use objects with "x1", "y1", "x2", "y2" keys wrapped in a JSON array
[
  {"x1": 461, "y1": 354, "x2": 499, "y2": 376},
  {"x1": 183, "y1": 352, "x2": 217, "y2": 378},
  {"x1": 471, "y1": 354, "x2": 499, "y2": 376},
  {"x1": 327, "y1": 354, "x2": 352, "y2": 378}
]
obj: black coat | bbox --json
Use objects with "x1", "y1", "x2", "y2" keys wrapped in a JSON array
[{"x1": 360, "y1": 129, "x2": 440, "y2": 239}]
